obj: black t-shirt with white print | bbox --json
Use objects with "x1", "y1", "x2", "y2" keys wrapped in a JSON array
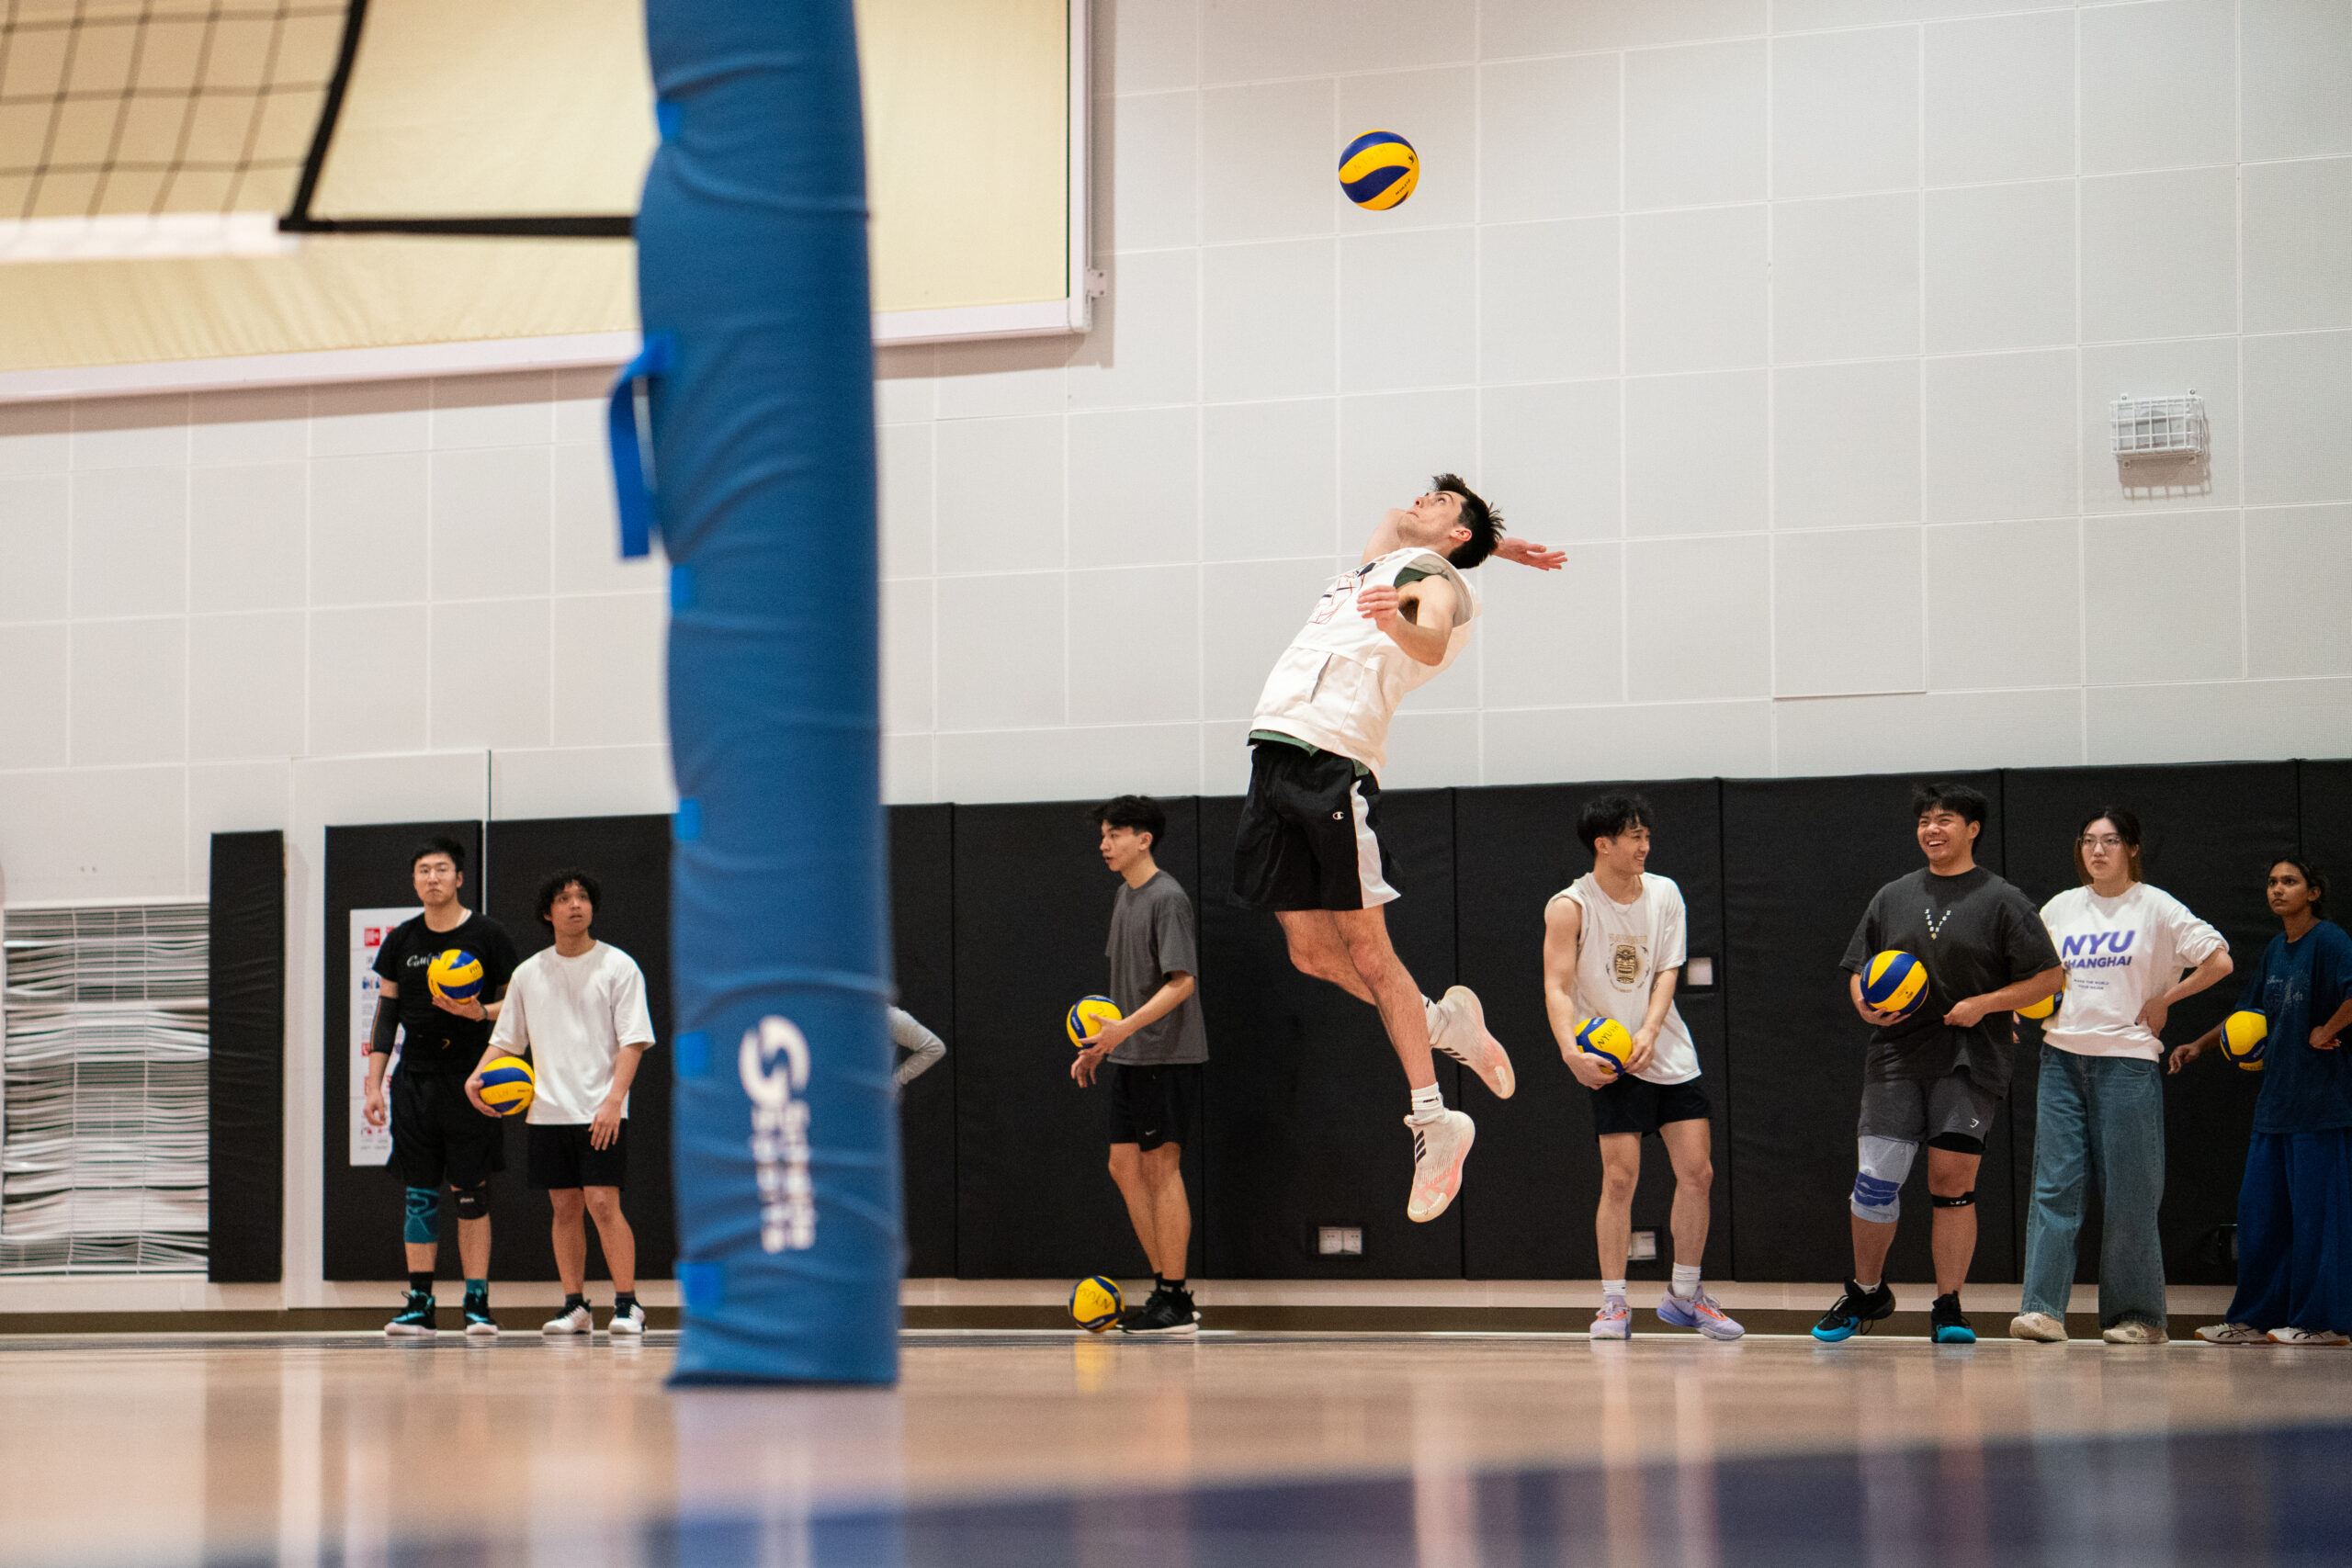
[{"x1": 370, "y1": 910, "x2": 519, "y2": 1074}]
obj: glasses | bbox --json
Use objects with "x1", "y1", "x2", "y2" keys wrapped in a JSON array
[{"x1": 2078, "y1": 835, "x2": 2127, "y2": 850}]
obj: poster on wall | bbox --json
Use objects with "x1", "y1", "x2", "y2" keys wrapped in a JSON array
[{"x1": 349, "y1": 908, "x2": 421, "y2": 1166}]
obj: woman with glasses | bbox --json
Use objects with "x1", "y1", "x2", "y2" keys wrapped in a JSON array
[
  {"x1": 2170, "y1": 857, "x2": 2352, "y2": 1345},
  {"x1": 2012, "y1": 808, "x2": 2231, "y2": 1344}
]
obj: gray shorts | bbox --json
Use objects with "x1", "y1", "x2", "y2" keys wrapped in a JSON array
[{"x1": 1858, "y1": 1070, "x2": 1999, "y2": 1149}]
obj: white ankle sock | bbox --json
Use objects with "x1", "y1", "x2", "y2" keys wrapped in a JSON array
[
  {"x1": 1671, "y1": 1263, "x2": 1702, "y2": 1299},
  {"x1": 1408, "y1": 1083, "x2": 1444, "y2": 1123},
  {"x1": 1602, "y1": 1279, "x2": 1627, "y2": 1300}
]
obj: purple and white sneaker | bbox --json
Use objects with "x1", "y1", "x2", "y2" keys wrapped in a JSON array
[{"x1": 1657, "y1": 1290, "x2": 1745, "y2": 1340}]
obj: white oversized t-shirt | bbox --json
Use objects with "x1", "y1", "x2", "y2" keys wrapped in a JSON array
[
  {"x1": 1552, "y1": 871, "x2": 1700, "y2": 1085},
  {"x1": 489, "y1": 941, "x2": 657, "y2": 1122},
  {"x1": 2039, "y1": 883, "x2": 2227, "y2": 1061}
]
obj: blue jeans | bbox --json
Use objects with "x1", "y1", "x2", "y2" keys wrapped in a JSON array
[{"x1": 2020, "y1": 1047, "x2": 2168, "y2": 1327}]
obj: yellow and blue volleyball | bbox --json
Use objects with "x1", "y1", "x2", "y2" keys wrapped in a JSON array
[
  {"x1": 426, "y1": 948, "x2": 484, "y2": 1001},
  {"x1": 1339, "y1": 130, "x2": 1419, "y2": 210},
  {"x1": 1070, "y1": 1275, "x2": 1124, "y2": 1333},
  {"x1": 1067, "y1": 995, "x2": 1123, "y2": 1046},
  {"x1": 1862, "y1": 951, "x2": 1929, "y2": 1021},
  {"x1": 2019, "y1": 974, "x2": 2065, "y2": 1021},
  {"x1": 1574, "y1": 1016, "x2": 1634, "y2": 1074},
  {"x1": 2221, "y1": 1010, "x2": 2269, "y2": 1072},
  {"x1": 476, "y1": 1055, "x2": 536, "y2": 1117}
]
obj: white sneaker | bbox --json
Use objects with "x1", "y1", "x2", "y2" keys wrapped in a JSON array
[
  {"x1": 608, "y1": 1302, "x2": 646, "y2": 1336},
  {"x1": 2102, "y1": 1321, "x2": 2167, "y2": 1345},
  {"x1": 2267, "y1": 1325, "x2": 2350, "y2": 1347},
  {"x1": 1429, "y1": 987, "x2": 1515, "y2": 1100},
  {"x1": 2195, "y1": 1322, "x2": 2268, "y2": 1345},
  {"x1": 1406, "y1": 1109, "x2": 1475, "y2": 1223},
  {"x1": 2009, "y1": 1312, "x2": 2067, "y2": 1342},
  {"x1": 542, "y1": 1304, "x2": 593, "y2": 1336},
  {"x1": 1590, "y1": 1295, "x2": 1631, "y2": 1340}
]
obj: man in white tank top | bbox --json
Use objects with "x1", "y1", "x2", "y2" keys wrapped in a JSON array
[
  {"x1": 1234, "y1": 475, "x2": 1565, "y2": 1224},
  {"x1": 1543, "y1": 795, "x2": 1741, "y2": 1341}
]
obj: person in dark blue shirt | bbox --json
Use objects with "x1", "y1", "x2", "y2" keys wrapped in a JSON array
[{"x1": 2170, "y1": 857, "x2": 2352, "y2": 1344}]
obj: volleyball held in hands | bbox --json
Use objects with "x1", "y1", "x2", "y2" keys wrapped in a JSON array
[
  {"x1": 427, "y1": 948, "x2": 484, "y2": 1002},
  {"x1": 2221, "y1": 1010, "x2": 2269, "y2": 1072},
  {"x1": 1067, "y1": 995, "x2": 1122, "y2": 1046},
  {"x1": 1574, "y1": 1016, "x2": 1634, "y2": 1075},
  {"x1": 1861, "y1": 951, "x2": 1928, "y2": 1021},
  {"x1": 2018, "y1": 972, "x2": 2064, "y2": 1021},
  {"x1": 476, "y1": 1055, "x2": 536, "y2": 1117}
]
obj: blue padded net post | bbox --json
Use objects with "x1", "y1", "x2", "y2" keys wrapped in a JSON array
[{"x1": 638, "y1": 0, "x2": 899, "y2": 1384}]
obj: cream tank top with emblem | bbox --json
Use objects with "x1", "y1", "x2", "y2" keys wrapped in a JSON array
[
  {"x1": 1550, "y1": 871, "x2": 1701, "y2": 1085},
  {"x1": 1249, "y1": 547, "x2": 1480, "y2": 779}
]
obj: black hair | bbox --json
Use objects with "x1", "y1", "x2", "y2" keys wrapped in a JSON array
[
  {"x1": 536, "y1": 868, "x2": 602, "y2": 929},
  {"x1": 1091, "y1": 795, "x2": 1167, "y2": 848},
  {"x1": 2267, "y1": 854, "x2": 2328, "y2": 913},
  {"x1": 2071, "y1": 807, "x2": 2144, "y2": 886},
  {"x1": 1431, "y1": 473, "x2": 1503, "y2": 570},
  {"x1": 1577, "y1": 793, "x2": 1655, "y2": 854},
  {"x1": 410, "y1": 835, "x2": 466, "y2": 874},
  {"x1": 1910, "y1": 782, "x2": 1989, "y2": 828}
]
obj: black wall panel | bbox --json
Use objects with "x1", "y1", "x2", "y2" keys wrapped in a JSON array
[
  {"x1": 1722, "y1": 773, "x2": 2018, "y2": 1285},
  {"x1": 322, "y1": 820, "x2": 485, "y2": 1280},
  {"x1": 2002, "y1": 764, "x2": 2297, "y2": 1285},
  {"x1": 209, "y1": 831, "x2": 284, "y2": 1282},
  {"x1": 2301, "y1": 761, "x2": 2352, "y2": 900},
  {"x1": 1198, "y1": 788, "x2": 1463, "y2": 1280},
  {"x1": 889, "y1": 805, "x2": 956, "y2": 1277},
  {"x1": 952, "y1": 799, "x2": 1204, "y2": 1280},
  {"x1": 482, "y1": 815, "x2": 676, "y2": 1283},
  {"x1": 1454, "y1": 782, "x2": 1730, "y2": 1281}
]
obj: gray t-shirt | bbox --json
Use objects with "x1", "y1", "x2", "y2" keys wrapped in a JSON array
[
  {"x1": 1839, "y1": 865, "x2": 2059, "y2": 1094},
  {"x1": 1106, "y1": 870, "x2": 1208, "y2": 1066}
]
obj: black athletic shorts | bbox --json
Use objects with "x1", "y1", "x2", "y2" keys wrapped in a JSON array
[
  {"x1": 1589, "y1": 1073, "x2": 1711, "y2": 1138},
  {"x1": 1858, "y1": 1068, "x2": 1999, "y2": 1149},
  {"x1": 1107, "y1": 1062, "x2": 1202, "y2": 1152},
  {"x1": 390, "y1": 1069, "x2": 506, "y2": 1190},
  {"x1": 527, "y1": 1122, "x2": 629, "y2": 1190},
  {"x1": 1232, "y1": 739, "x2": 1398, "y2": 911}
]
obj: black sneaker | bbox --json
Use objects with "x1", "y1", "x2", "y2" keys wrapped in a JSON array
[
  {"x1": 1930, "y1": 1292, "x2": 1976, "y2": 1345},
  {"x1": 386, "y1": 1291, "x2": 435, "y2": 1337},
  {"x1": 462, "y1": 1294, "x2": 499, "y2": 1337},
  {"x1": 1175, "y1": 1288, "x2": 1201, "y2": 1327},
  {"x1": 1812, "y1": 1279, "x2": 1895, "y2": 1342},
  {"x1": 1120, "y1": 1287, "x2": 1198, "y2": 1336}
]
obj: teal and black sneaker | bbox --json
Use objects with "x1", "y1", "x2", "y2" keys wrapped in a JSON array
[
  {"x1": 462, "y1": 1293, "x2": 499, "y2": 1338},
  {"x1": 1812, "y1": 1280, "x2": 1894, "y2": 1342},
  {"x1": 385, "y1": 1291, "x2": 435, "y2": 1337},
  {"x1": 1929, "y1": 1292, "x2": 1976, "y2": 1345}
]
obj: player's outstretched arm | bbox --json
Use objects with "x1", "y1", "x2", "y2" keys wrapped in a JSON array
[{"x1": 1493, "y1": 536, "x2": 1566, "y2": 570}]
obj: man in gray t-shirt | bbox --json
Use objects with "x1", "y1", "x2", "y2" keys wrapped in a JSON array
[{"x1": 1071, "y1": 795, "x2": 1207, "y2": 1335}]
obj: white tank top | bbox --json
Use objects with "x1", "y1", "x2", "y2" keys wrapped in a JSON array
[
  {"x1": 1249, "y1": 547, "x2": 1479, "y2": 778},
  {"x1": 1551, "y1": 872, "x2": 1701, "y2": 1085}
]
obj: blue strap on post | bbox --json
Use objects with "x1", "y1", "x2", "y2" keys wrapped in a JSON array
[{"x1": 605, "y1": 331, "x2": 675, "y2": 559}]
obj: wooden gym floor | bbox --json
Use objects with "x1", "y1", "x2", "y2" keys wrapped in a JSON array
[{"x1": 3, "y1": 1325, "x2": 2347, "y2": 1565}]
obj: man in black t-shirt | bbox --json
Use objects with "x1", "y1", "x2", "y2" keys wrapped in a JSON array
[
  {"x1": 1813, "y1": 784, "x2": 2062, "y2": 1347},
  {"x1": 364, "y1": 835, "x2": 519, "y2": 1337}
]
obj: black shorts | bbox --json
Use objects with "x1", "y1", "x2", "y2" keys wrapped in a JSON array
[
  {"x1": 390, "y1": 1070, "x2": 506, "y2": 1190},
  {"x1": 1107, "y1": 1062, "x2": 1202, "y2": 1152},
  {"x1": 1589, "y1": 1074, "x2": 1711, "y2": 1138},
  {"x1": 1858, "y1": 1069, "x2": 2000, "y2": 1149},
  {"x1": 1232, "y1": 740, "x2": 1398, "y2": 911},
  {"x1": 527, "y1": 1122, "x2": 629, "y2": 1190}
]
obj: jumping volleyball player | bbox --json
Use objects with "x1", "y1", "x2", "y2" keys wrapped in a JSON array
[{"x1": 1234, "y1": 478, "x2": 1563, "y2": 1220}]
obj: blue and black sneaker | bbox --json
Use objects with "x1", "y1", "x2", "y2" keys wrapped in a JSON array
[
  {"x1": 386, "y1": 1291, "x2": 435, "y2": 1337},
  {"x1": 1929, "y1": 1292, "x2": 1976, "y2": 1345},
  {"x1": 462, "y1": 1293, "x2": 499, "y2": 1338},
  {"x1": 1812, "y1": 1279, "x2": 1894, "y2": 1342}
]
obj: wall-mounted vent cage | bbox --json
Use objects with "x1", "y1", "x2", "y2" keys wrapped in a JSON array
[
  {"x1": 0, "y1": 904, "x2": 209, "y2": 1275},
  {"x1": 2110, "y1": 391, "x2": 2209, "y2": 463}
]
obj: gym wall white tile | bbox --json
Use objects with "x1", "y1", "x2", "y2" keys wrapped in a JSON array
[
  {"x1": 2243, "y1": 159, "x2": 2352, "y2": 334},
  {"x1": 1625, "y1": 371, "x2": 1767, "y2": 537},
  {"x1": 1477, "y1": 57, "x2": 1619, "y2": 224},
  {"x1": 0, "y1": 400, "x2": 71, "y2": 474},
  {"x1": 1069, "y1": 250, "x2": 1199, "y2": 411},
  {"x1": 1068, "y1": 565, "x2": 1201, "y2": 727},
  {"x1": 1925, "y1": 181, "x2": 2076, "y2": 355},
  {"x1": 1096, "y1": 0, "x2": 1194, "y2": 96},
  {"x1": 1071, "y1": 408, "x2": 1201, "y2": 569},
  {"x1": 1773, "y1": 194, "x2": 1921, "y2": 365},
  {"x1": 2080, "y1": 166, "x2": 2239, "y2": 344},
  {"x1": 2245, "y1": 505, "x2": 2352, "y2": 680},
  {"x1": 881, "y1": 578, "x2": 934, "y2": 739},
  {"x1": 934, "y1": 415, "x2": 1066, "y2": 575},
  {"x1": 1775, "y1": 0, "x2": 2064, "y2": 32},
  {"x1": 310, "y1": 453, "x2": 427, "y2": 606},
  {"x1": 1623, "y1": 205, "x2": 1769, "y2": 375},
  {"x1": 1623, "y1": 535, "x2": 1770, "y2": 703},
  {"x1": 2079, "y1": 0, "x2": 2235, "y2": 176},
  {"x1": 2240, "y1": 0, "x2": 2352, "y2": 161},
  {"x1": 72, "y1": 395, "x2": 188, "y2": 470},
  {"x1": 1379, "y1": 708, "x2": 1480, "y2": 789},
  {"x1": 1923, "y1": 350, "x2": 2077, "y2": 525},
  {"x1": 187, "y1": 612, "x2": 305, "y2": 762},
  {"x1": 1095, "y1": 90, "x2": 1198, "y2": 254},
  {"x1": 429, "y1": 446, "x2": 553, "y2": 601},
  {"x1": 1477, "y1": 219, "x2": 1618, "y2": 385},
  {"x1": 1202, "y1": 400, "x2": 1338, "y2": 562},
  {"x1": 1339, "y1": 69, "x2": 1475, "y2": 235},
  {"x1": 877, "y1": 425, "x2": 936, "y2": 581},
  {"x1": 1775, "y1": 688, "x2": 2085, "y2": 777},
  {"x1": 189, "y1": 387, "x2": 309, "y2": 468},
  {"x1": 428, "y1": 600, "x2": 553, "y2": 751},
  {"x1": 310, "y1": 379, "x2": 430, "y2": 457},
  {"x1": 1770, "y1": 27, "x2": 1918, "y2": 203},
  {"x1": 1201, "y1": 0, "x2": 1332, "y2": 85},
  {"x1": 308, "y1": 604, "x2": 429, "y2": 758},
  {"x1": 70, "y1": 618, "x2": 185, "y2": 767},
  {"x1": 0, "y1": 626, "x2": 69, "y2": 771},
  {"x1": 190, "y1": 465, "x2": 307, "y2": 614},
  {"x1": 935, "y1": 572, "x2": 1067, "y2": 732},
  {"x1": 187, "y1": 760, "x2": 294, "y2": 892},
  {"x1": 1482, "y1": 699, "x2": 1775, "y2": 788},
  {"x1": 874, "y1": 345, "x2": 939, "y2": 426},
  {"x1": 2082, "y1": 511, "x2": 2245, "y2": 687},
  {"x1": 936, "y1": 721, "x2": 1200, "y2": 806},
  {"x1": 0, "y1": 473, "x2": 71, "y2": 619},
  {"x1": 1478, "y1": 381, "x2": 1621, "y2": 547},
  {"x1": 1203, "y1": 80, "x2": 1336, "y2": 245},
  {"x1": 1336, "y1": 0, "x2": 1473, "y2": 74},
  {"x1": 1477, "y1": 540, "x2": 1623, "y2": 712},
  {"x1": 1340, "y1": 227, "x2": 1477, "y2": 393},
  {"x1": 1625, "y1": 39, "x2": 1768, "y2": 210},
  {"x1": 486, "y1": 744, "x2": 673, "y2": 822},
  {"x1": 2242, "y1": 333, "x2": 2352, "y2": 507},
  {"x1": 0, "y1": 766, "x2": 187, "y2": 901},
  {"x1": 551, "y1": 441, "x2": 656, "y2": 595},
  {"x1": 1773, "y1": 361, "x2": 1921, "y2": 532},
  {"x1": 1338, "y1": 389, "x2": 1476, "y2": 525},
  {"x1": 551, "y1": 593, "x2": 668, "y2": 749},
  {"x1": 430, "y1": 372, "x2": 554, "y2": 451},
  {"x1": 1924, "y1": 519, "x2": 2083, "y2": 694},
  {"x1": 2086, "y1": 677, "x2": 2352, "y2": 767},
  {"x1": 1199, "y1": 558, "x2": 1340, "y2": 721},
  {"x1": 933, "y1": 334, "x2": 1070, "y2": 422},
  {"x1": 1770, "y1": 526, "x2": 1926, "y2": 699},
  {"x1": 1203, "y1": 241, "x2": 1333, "y2": 403},
  {"x1": 72, "y1": 465, "x2": 187, "y2": 617},
  {"x1": 552, "y1": 369, "x2": 608, "y2": 446},
  {"x1": 1924, "y1": 11, "x2": 2074, "y2": 186}
]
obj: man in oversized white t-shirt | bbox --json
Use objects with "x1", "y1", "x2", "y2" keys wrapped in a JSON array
[
  {"x1": 1543, "y1": 794, "x2": 1740, "y2": 1341},
  {"x1": 1233, "y1": 475, "x2": 1564, "y2": 1224},
  {"x1": 469, "y1": 869, "x2": 656, "y2": 1337}
]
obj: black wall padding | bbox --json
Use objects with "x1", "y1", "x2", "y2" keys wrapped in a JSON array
[
  {"x1": 208, "y1": 831, "x2": 285, "y2": 1282},
  {"x1": 889, "y1": 805, "x2": 956, "y2": 1277},
  {"x1": 952, "y1": 799, "x2": 1204, "y2": 1280},
  {"x1": 1453, "y1": 782, "x2": 1731, "y2": 1281},
  {"x1": 483, "y1": 815, "x2": 676, "y2": 1283},
  {"x1": 2301, "y1": 761, "x2": 2352, "y2": 906},
  {"x1": 1198, "y1": 788, "x2": 1464, "y2": 1280},
  {"x1": 322, "y1": 820, "x2": 484, "y2": 1280},
  {"x1": 1723, "y1": 772, "x2": 2020, "y2": 1285}
]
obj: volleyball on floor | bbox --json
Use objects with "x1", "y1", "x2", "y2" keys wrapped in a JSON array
[
  {"x1": 1862, "y1": 951, "x2": 1928, "y2": 1020},
  {"x1": 1067, "y1": 995, "x2": 1122, "y2": 1046},
  {"x1": 427, "y1": 948, "x2": 483, "y2": 1001},
  {"x1": 2018, "y1": 974, "x2": 2065, "y2": 1021},
  {"x1": 2221, "y1": 1010, "x2": 2268, "y2": 1072},
  {"x1": 477, "y1": 1055, "x2": 536, "y2": 1116},
  {"x1": 1339, "y1": 130, "x2": 1418, "y2": 209},
  {"x1": 1574, "y1": 1016, "x2": 1633, "y2": 1074},
  {"x1": 1070, "y1": 1275, "x2": 1123, "y2": 1332}
]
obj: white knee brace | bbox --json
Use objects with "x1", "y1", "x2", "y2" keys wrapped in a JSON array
[{"x1": 1850, "y1": 1135, "x2": 1915, "y2": 1224}]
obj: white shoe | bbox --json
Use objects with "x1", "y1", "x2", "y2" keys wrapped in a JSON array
[
  {"x1": 1590, "y1": 1295, "x2": 1631, "y2": 1340},
  {"x1": 1406, "y1": 1109, "x2": 1475, "y2": 1223},
  {"x1": 2267, "y1": 1325, "x2": 2350, "y2": 1347},
  {"x1": 542, "y1": 1304, "x2": 593, "y2": 1336},
  {"x1": 2102, "y1": 1321, "x2": 2167, "y2": 1345},
  {"x1": 608, "y1": 1302, "x2": 646, "y2": 1336},
  {"x1": 2009, "y1": 1312, "x2": 2066, "y2": 1342},
  {"x1": 1430, "y1": 987, "x2": 1515, "y2": 1100},
  {"x1": 2195, "y1": 1322, "x2": 2268, "y2": 1345}
]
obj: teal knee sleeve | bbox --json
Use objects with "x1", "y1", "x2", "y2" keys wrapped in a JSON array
[{"x1": 403, "y1": 1187, "x2": 441, "y2": 1245}]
